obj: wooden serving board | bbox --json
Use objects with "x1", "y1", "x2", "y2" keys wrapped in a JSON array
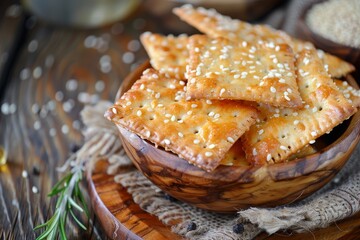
[{"x1": 88, "y1": 160, "x2": 360, "y2": 240}]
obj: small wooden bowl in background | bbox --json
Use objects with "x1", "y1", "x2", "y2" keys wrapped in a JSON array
[
  {"x1": 116, "y1": 61, "x2": 360, "y2": 213},
  {"x1": 295, "y1": 1, "x2": 360, "y2": 71}
]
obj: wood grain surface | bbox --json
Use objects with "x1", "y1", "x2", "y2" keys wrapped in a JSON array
[
  {"x1": 0, "y1": 1, "x2": 158, "y2": 238},
  {"x1": 90, "y1": 159, "x2": 360, "y2": 240}
]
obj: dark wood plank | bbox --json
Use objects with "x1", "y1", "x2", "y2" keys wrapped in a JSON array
[{"x1": 0, "y1": 3, "x2": 158, "y2": 239}]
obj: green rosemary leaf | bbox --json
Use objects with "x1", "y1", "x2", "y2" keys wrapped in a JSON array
[
  {"x1": 68, "y1": 197, "x2": 84, "y2": 213},
  {"x1": 69, "y1": 209, "x2": 87, "y2": 230},
  {"x1": 59, "y1": 215, "x2": 67, "y2": 240},
  {"x1": 75, "y1": 184, "x2": 90, "y2": 218},
  {"x1": 48, "y1": 173, "x2": 72, "y2": 197}
]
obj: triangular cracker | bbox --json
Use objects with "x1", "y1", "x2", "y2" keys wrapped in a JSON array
[
  {"x1": 140, "y1": 32, "x2": 189, "y2": 79},
  {"x1": 174, "y1": 4, "x2": 355, "y2": 78},
  {"x1": 186, "y1": 35, "x2": 302, "y2": 108},
  {"x1": 334, "y1": 79, "x2": 360, "y2": 108},
  {"x1": 106, "y1": 68, "x2": 258, "y2": 171},
  {"x1": 241, "y1": 49, "x2": 357, "y2": 165}
]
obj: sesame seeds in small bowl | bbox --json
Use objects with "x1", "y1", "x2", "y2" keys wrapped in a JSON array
[{"x1": 295, "y1": 0, "x2": 360, "y2": 71}]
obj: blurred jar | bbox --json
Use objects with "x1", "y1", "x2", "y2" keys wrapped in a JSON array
[{"x1": 22, "y1": 0, "x2": 141, "y2": 28}]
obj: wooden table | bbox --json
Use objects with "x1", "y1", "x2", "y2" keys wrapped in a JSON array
[
  {"x1": 0, "y1": 1, "x2": 162, "y2": 238},
  {"x1": 1, "y1": 1, "x2": 360, "y2": 239}
]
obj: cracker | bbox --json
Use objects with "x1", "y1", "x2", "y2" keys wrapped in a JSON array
[
  {"x1": 106, "y1": 68, "x2": 258, "y2": 171},
  {"x1": 174, "y1": 5, "x2": 355, "y2": 78},
  {"x1": 241, "y1": 49, "x2": 357, "y2": 165},
  {"x1": 219, "y1": 140, "x2": 249, "y2": 167},
  {"x1": 186, "y1": 35, "x2": 302, "y2": 108},
  {"x1": 140, "y1": 32, "x2": 188, "y2": 79},
  {"x1": 334, "y1": 79, "x2": 360, "y2": 108},
  {"x1": 173, "y1": 4, "x2": 291, "y2": 45}
]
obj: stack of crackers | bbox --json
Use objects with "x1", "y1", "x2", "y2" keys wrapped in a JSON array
[{"x1": 106, "y1": 5, "x2": 360, "y2": 172}]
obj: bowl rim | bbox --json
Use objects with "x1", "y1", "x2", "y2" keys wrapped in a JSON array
[{"x1": 116, "y1": 61, "x2": 360, "y2": 183}]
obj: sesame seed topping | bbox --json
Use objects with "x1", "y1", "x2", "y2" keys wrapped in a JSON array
[
  {"x1": 311, "y1": 131, "x2": 317, "y2": 136},
  {"x1": 187, "y1": 111, "x2": 192, "y2": 115},
  {"x1": 171, "y1": 115, "x2": 176, "y2": 121},
  {"x1": 140, "y1": 84, "x2": 145, "y2": 90},
  {"x1": 234, "y1": 74, "x2": 240, "y2": 79},
  {"x1": 191, "y1": 104, "x2": 198, "y2": 108},
  {"x1": 208, "y1": 111, "x2": 215, "y2": 117},
  {"x1": 220, "y1": 88, "x2": 226, "y2": 96},
  {"x1": 208, "y1": 144, "x2": 216, "y2": 149},
  {"x1": 294, "y1": 120, "x2": 300, "y2": 125},
  {"x1": 112, "y1": 108, "x2": 117, "y2": 114},
  {"x1": 137, "y1": 110, "x2": 142, "y2": 116},
  {"x1": 206, "y1": 100, "x2": 212, "y2": 105},
  {"x1": 152, "y1": 73, "x2": 158, "y2": 79},
  {"x1": 258, "y1": 129, "x2": 264, "y2": 135},
  {"x1": 155, "y1": 93, "x2": 161, "y2": 99},
  {"x1": 165, "y1": 113, "x2": 171, "y2": 118},
  {"x1": 193, "y1": 139, "x2": 200, "y2": 144},
  {"x1": 178, "y1": 132, "x2": 184, "y2": 137},
  {"x1": 267, "y1": 154, "x2": 272, "y2": 161},
  {"x1": 270, "y1": 87, "x2": 276, "y2": 93},
  {"x1": 309, "y1": 140, "x2": 316, "y2": 144},
  {"x1": 164, "y1": 139, "x2": 171, "y2": 145},
  {"x1": 227, "y1": 137, "x2": 235, "y2": 143},
  {"x1": 145, "y1": 131, "x2": 151, "y2": 138},
  {"x1": 312, "y1": 107, "x2": 317, "y2": 113},
  {"x1": 279, "y1": 78, "x2": 286, "y2": 83},
  {"x1": 253, "y1": 148, "x2": 257, "y2": 156},
  {"x1": 280, "y1": 146, "x2": 287, "y2": 150},
  {"x1": 205, "y1": 152, "x2": 213, "y2": 157},
  {"x1": 164, "y1": 119, "x2": 169, "y2": 123}
]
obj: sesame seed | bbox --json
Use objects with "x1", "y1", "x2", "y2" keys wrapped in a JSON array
[
  {"x1": 273, "y1": 113, "x2": 280, "y2": 118},
  {"x1": 234, "y1": 74, "x2": 240, "y2": 79},
  {"x1": 112, "y1": 108, "x2": 117, "y2": 114},
  {"x1": 179, "y1": 81, "x2": 185, "y2": 86},
  {"x1": 267, "y1": 154, "x2": 272, "y2": 161},
  {"x1": 32, "y1": 186, "x2": 38, "y2": 194},
  {"x1": 258, "y1": 129, "x2": 264, "y2": 135},
  {"x1": 279, "y1": 79, "x2": 286, "y2": 83},
  {"x1": 311, "y1": 131, "x2": 317, "y2": 136},
  {"x1": 137, "y1": 110, "x2": 142, "y2": 116},
  {"x1": 145, "y1": 131, "x2": 151, "y2": 138},
  {"x1": 205, "y1": 152, "x2": 213, "y2": 157},
  {"x1": 294, "y1": 120, "x2": 300, "y2": 125},
  {"x1": 293, "y1": 112, "x2": 299, "y2": 116},
  {"x1": 220, "y1": 88, "x2": 226, "y2": 95},
  {"x1": 155, "y1": 93, "x2": 161, "y2": 99},
  {"x1": 242, "y1": 41, "x2": 247, "y2": 47},
  {"x1": 164, "y1": 139, "x2": 171, "y2": 145},
  {"x1": 187, "y1": 111, "x2": 192, "y2": 115},
  {"x1": 193, "y1": 139, "x2": 200, "y2": 144},
  {"x1": 208, "y1": 112, "x2": 215, "y2": 117},
  {"x1": 22, "y1": 170, "x2": 28, "y2": 178},
  {"x1": 270, "y1": 87, "x2": 276, "y2": 93},
  {"x1": 164, "y1": 119, "x2": 169, "y2": 123},
  {"x1": 312, "y1": 107, "x2": 317, "y2": 113},
  {"x1": 206, "y1": 100, "x2": 212, "y2": 105},
  {"x1": 309, "y1": 140, "x2": 316, "y2": 144},
  {"x1": 280, "y1": 146, "x2": 287, "y2": 150},
  {"x1": 178, "y1": 132, "x2": 184, "y2": 137},
  {"x1": 252, "y1": 148, "x2": 257, "y2": 156},
  {"x1": 171, "y1": 115, "x2": 176, "y2": 121},
  {"x1": 191, "y1": 104, "x2": 198, "y2": 108},
  {"x1": 227, "y1": 137, "x2": 235, "y2": 143},
  {"x1": 208, "y1": 144, "x2": 216, "y2": 149}
]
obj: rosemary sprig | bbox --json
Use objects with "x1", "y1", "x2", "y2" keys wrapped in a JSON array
[{"x1": 34, "y1": 164, "x2": 89, "y2": 240}]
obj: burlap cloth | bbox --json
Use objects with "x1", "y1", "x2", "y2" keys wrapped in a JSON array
[{"x1": 80, "y1": 100, "x2": 360, "y2": 240}]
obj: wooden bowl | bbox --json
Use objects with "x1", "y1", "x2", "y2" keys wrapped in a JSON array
[
  {"x1": 295, "y1": 1, "x2": 360, "y2": 71},
  {"x1": 116, "y1": 61, "x2": 360, "y2": 213}
]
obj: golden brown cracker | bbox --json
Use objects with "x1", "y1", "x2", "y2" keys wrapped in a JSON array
[
  {"x1": 186, "y1": 35, "x2": 302, "y2": 108},
  {"x1": 241, "y1": 49, "x2": 356, "y2": 165},
  {"x1": 140, "y1": 32, "x2": 189, "y2": 79},
  {"x1": 334, "y1": 79, "x2": 360, "y2": 108},
  {"x1": 106, "y1": 68, "x2": 258, "y2": 171}
]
